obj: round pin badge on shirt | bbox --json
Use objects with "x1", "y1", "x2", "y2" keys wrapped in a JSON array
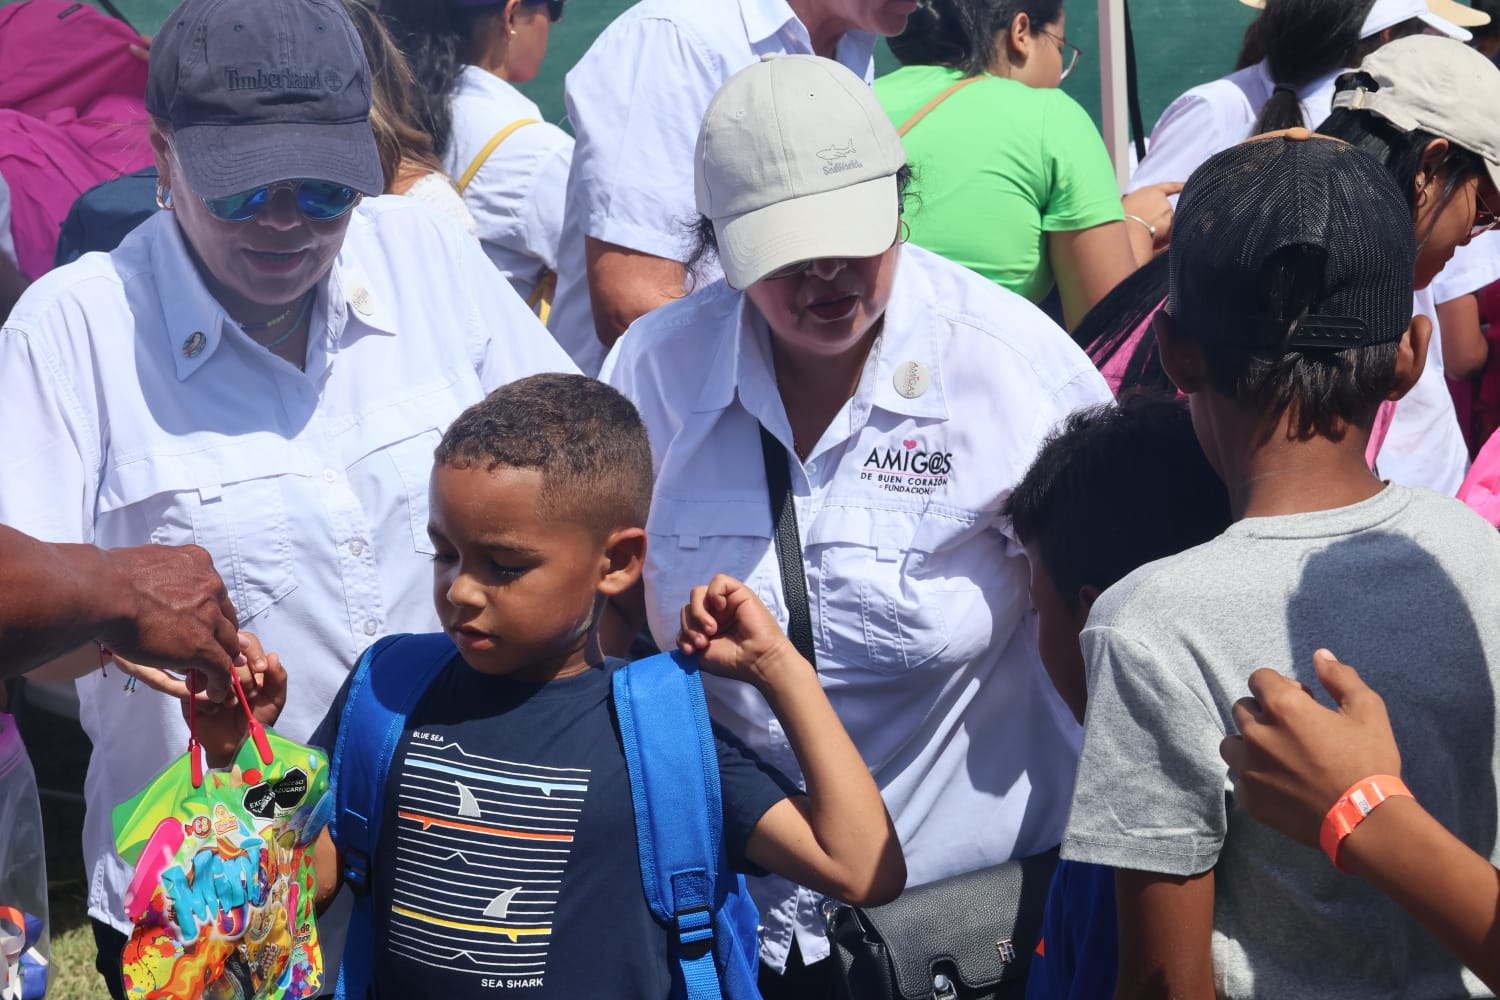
[
  {"x1": 893, "y1": 361, "x2": 931, "y2": 399},
  {"x1": 351, "y1": 287, "x2": 374, "y2": 316},
  {"x1": 181, "y1": 332, "x2": 207, "y2": 359}
]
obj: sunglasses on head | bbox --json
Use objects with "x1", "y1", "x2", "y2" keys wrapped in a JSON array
[
  {"x1": 202, "y1": 179, "x2": 360, "y2": 223},
  {"x1": 521, "y1": 0, "x2": 565, "y2": 22}
]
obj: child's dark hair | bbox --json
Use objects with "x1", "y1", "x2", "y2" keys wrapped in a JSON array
[
  {"x1": 1004, "y1": 394, "x2": 1231, "y2": 609},
  {"x1": 886, "y1": 0, "x2": 1064, "y2": 76},
  {"x1": 683, "y1": 165, "x2": 916, "y2": 287},
  {"x1": 434, "y1": 373, "x2": 654, "y2": 538}
]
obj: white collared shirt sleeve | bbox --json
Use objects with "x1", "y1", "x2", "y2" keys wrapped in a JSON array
[
  {"x1": 446, "y1": 69, "x2": 574, "y2": 289},
  {"x1": 563, "y1": 15, "x2": 724, "y2": 262},
  {"x1": 1432, "y1": 231, "x2": 1500, "y2": 305},
  {"x1": 0, "y1": 310, "x2": 100, "y2": 543},
  {"x1": 1128, "y1": 77, "x2": 1257, "y2": 193},
  {"x1": 455, "y1": 217, "x2": 579, "y2": 388}
]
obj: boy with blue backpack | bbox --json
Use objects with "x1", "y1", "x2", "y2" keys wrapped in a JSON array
[{"x1": 192, "y1": 373, "x2": 905, "y2": 999}]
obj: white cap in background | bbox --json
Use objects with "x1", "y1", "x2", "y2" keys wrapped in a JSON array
[
  {"x1": 693, "y1": 54, "x2": 908, "y2": 289},
  {"x1": 1332, "y1": 33, "x2": 1500, "y2": 191},
  {"x1": 1236, "y1": 0, "x2": 1480, "y2": 41}
]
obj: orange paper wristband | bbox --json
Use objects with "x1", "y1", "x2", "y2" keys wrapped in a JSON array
[{"x1": 1318, "y1": 774, "x2": 1413, "y2": 872}]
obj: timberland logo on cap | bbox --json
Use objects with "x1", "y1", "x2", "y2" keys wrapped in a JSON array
[
  {"x1": 224, "y1": 66, "x2": 344, "y2": 93},
  {"x1": 816, "y1": 141, "x2": 863, "y2": 175}
]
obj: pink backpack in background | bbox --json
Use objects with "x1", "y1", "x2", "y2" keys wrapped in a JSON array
[{"x1": 0, "y1": 0, "x2": 153, "y2": 279}]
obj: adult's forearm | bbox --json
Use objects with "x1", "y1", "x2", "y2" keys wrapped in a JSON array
[{"x1": 0, "y1": 528, "x2": 130, "y2": 676}]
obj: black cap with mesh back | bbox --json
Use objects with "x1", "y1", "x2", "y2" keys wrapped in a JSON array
[{"x1": 1168, "y1": 132, "x2": 1416, "y2": 354}]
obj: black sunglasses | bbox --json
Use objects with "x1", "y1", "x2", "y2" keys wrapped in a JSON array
[{"x1": 522, "y1": 0, "x2": 565, "y2": 22}]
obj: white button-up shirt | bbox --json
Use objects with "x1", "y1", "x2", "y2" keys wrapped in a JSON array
[
  {"x1": 0, "y1": 197, "x2": 576, "y2": 933},
  {"x1": 1128, "y1": 60, "x2": 1342, "y2": 192},
  {"x1": 1379, "y1": 288, "x2": 1473, "y2": 495},
  {"x1": 443, "y1": 66, "x2": 573, "y2": 306},
  {"x1": 604, "y1": 244, "x2": 1111, "y2": 970},
  {"x1": 548, "y1": 0, "x2": 878, "y2": 376}
]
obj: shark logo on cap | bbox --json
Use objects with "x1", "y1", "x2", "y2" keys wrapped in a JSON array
[{"x1": 816, "y1": 141, "x2": 857, "y2": 162}]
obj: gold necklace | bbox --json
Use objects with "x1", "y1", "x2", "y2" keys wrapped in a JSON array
[{"x1": 246, "y1": 293, "x2": 315, "y2": 350}]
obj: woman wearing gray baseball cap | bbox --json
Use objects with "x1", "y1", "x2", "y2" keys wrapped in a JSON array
[
  {"x1": 604, "y1": 53, "x2": 1112, "y2": 994},
  {"x1": 0, "y1": 1, "x2": 573, "y2": 995}
]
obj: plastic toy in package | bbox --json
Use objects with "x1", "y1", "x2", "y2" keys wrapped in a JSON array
[
  {"x1": 111, "y1": 678, "x2": 333, "y2": 1000},
  {"x1": 0, "y1": 908, "x2": 46, "y2": 1000}
]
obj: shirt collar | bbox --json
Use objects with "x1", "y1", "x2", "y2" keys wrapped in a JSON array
[
  {"x1": 690, "y1": 247, "x2": 950, "y2": 424},
  {"x1": 156, "y1": 212, "x2": 396, "y2": 382},
  {"x1": 739, "y1": 0, "x2": 877, "y2": 76},
  {"x1": 740, "y1": 0, "x2": 801, "y2": 46},
  {"x1": 867, "y1": 248, "x2": 949, "y2": 421}
]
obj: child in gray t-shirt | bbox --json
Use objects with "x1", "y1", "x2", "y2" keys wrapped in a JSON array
[{"x1": 1062, "y1": 132, "x2": 1500, "y2": 1000}]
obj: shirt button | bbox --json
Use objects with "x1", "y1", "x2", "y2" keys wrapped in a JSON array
[
  {"x1": 349, "y1": 539, "x2": 365, "y2": 557},
  {"x1": 322, "y1": 468, "x2": 337, "y2": 483},
  {"x1": 806, "y1": 461, "x2": 817, "y2": 474},
  {"x1": 363, "y1": 619, "x2": 379, "y2": 636}
]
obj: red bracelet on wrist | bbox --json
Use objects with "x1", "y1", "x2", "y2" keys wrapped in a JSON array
[{"x1": 1318, "y1": 774, "x2": 1413, "y2": 873}]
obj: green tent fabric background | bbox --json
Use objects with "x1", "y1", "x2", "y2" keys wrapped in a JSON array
[{"x1": 7, "y1": 0, "x2": 1256, "y2": 139}]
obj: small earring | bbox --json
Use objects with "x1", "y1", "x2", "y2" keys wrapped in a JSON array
[
  {"x1": 155, "y1": 185, "x2": 174, "y2": 211},
  {"x1": 898, "y1": 219, "x2": 911, "y2": 243}
]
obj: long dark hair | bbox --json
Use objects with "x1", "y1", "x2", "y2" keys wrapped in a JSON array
[
  {"x1": 1070, "y1": 254, "x2": 1175, "y2": 395},
  {"x1": 379, "y1": 0, "x2": 504, "y2": 158},
  {"x1": 887, "y1": 0, "x2": 1064, "y2": 76},
  {"x1": 1319, "y1": 72, "x2": 1485, "y2": 252},
  {"x1": 1251, "y1": 0, "x2": 1374, "y2": 133}
]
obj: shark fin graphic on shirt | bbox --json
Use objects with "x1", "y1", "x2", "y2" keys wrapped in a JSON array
[
  {"x1": 455, "y1": 781, "x2": 482, "y2": 819},
  {"x1": 483, "y1": 886, "x2": 523, "y2": 920}
]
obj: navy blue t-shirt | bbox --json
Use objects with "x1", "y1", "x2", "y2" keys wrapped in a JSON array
[
  {"x1": 1025, "y1": 859, "x2": 1117, "y2": 1000},
  {"x1": 312, "y1": 654, "x2": 795, "y2": 998}
]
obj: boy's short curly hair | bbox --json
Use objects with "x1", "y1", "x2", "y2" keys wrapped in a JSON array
[{"x1": 434, "y1": 373, "x2": 654, "y2": 537}]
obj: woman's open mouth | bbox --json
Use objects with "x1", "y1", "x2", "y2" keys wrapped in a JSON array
[
  {"x1": 806, "y1": 295, "x2": 859, "y2": 322},
  {"x1": 242, "y1": 248, "x2": 309, "y2": 274}
]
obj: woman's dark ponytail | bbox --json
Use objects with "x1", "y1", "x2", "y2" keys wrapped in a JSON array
[{"x1": 1251, "y1": 0, "x2": 1375, "y2": 133}]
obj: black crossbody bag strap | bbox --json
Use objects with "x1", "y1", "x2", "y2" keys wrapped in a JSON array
[{"x1": 758, "y1": 424, "x2": 817, "y2": 670}]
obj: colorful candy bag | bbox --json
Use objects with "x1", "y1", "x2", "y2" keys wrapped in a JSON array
[
  {"x1": 111, "y1": 685, "x2": 333, "y2": 1000},
  {"x1": 0, "y1": 714, "x2": 49, "y2": 1000}
]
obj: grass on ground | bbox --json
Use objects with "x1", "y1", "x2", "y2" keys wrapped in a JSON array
[{"x1": 15, "y1": 684, "x2": 104, "y2": 1000}]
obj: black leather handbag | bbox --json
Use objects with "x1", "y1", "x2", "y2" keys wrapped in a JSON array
[{"x1": 824, "y1": 848, "x2": 1060, "y2": 1000}]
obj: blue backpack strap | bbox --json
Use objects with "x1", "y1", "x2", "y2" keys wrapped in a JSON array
[
  {"x1": 330, "y1": 632, "x2": 458, "y2": 1000},
  {"x1": 614, "y1": 651, "x2": 754, "y2": 1000}
]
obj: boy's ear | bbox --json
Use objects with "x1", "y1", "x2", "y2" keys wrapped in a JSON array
[
  {"x1": 1077, "y1": 583, "x2": 1102, "y2": 613},
  {"x1": 1072, "y1": 583, "x2": 1102, "y2": 630},
  {"x1": 597, "y1": 527, "x2": 646, "y2": 597},
  {"x1": 1154, "y1": 310, "x2": 1206, "y2": 394},
  {"x1": 1387, "y1": 314, "x2": 1431, "y2": 402}
]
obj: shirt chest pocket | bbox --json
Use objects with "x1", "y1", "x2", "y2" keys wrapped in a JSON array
[
  {"x1": 100, "y1": 452, "x2": 301, "y2": 625},
  {"x1": 646, "y1": 499, "x2": 776, "y2": 636},
  {"x1": 805, "y1": 510, "x2": 988, "y2": 676},
  {"x1": 190, "y1": 478, "x2": 298, "y2": 621}
]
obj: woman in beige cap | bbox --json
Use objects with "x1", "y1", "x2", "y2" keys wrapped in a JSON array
[{"x1": 605, "y1": 53, "x2": 1111, "y2": 997}]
